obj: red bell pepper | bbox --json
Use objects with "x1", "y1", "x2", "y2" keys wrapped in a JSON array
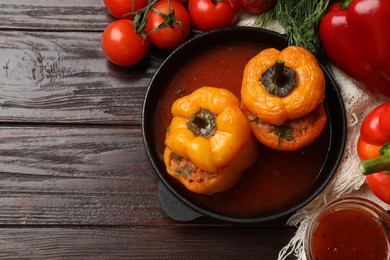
[
  {"x1": 320, "y1": 0, "x2": 390, "y2": 100},
  {"x1": 357, "y1": 102, "x2": 390, "y2": 204}
]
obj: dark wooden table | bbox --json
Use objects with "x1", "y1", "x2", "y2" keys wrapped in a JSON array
[{"x1": 0, "y1": 1, "x2": 296, "y2": 258}]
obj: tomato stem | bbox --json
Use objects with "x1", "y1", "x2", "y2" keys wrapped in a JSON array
[
  {"x1": 130, "y1": 0, "x2": 159, "y2": 39},
  {"x1": 360, "y1": 143, "x2": 390, "y2": 175},
  {"x1": 144, "y1": 0, "x2": 185, "y2": 38},
  {"x1": 125, "y1": 0, "x2": 162, "y2": 40}
]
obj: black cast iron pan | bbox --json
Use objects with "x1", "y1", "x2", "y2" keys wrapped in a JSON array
[{"x1": 142, "y1": 26, "x2": 346, "y2": 223}]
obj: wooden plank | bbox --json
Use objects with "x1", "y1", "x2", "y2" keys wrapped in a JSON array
[
  {"x1": 0, "y1": 31, "x2": 165, "y2": 125},
  {"x1": 0, "y1": 226, "x2": 296, "y2": 259},
  {"x1": 0, "y1": 126, "x2": 293, "y2": 226},
  {"x1": 0, "y1": 126, "x2": 148, "y2": 178},
  {"x1": 0, "y1": 0, "x2": 113, "y2": 31},
  {"x1": 0, "y1": 126, "x2": 167, "y2": 225}
]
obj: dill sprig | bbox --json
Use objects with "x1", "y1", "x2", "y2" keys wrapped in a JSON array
[
  {"x1": 255, "y1": 0, "x2": 334, "y2": 56},
  {"x1": 255, "y1": 7, "x2": 276, "y2": 28},
  {"x1": 276, "y1": 126, "x2": 295, "y2": 151}
]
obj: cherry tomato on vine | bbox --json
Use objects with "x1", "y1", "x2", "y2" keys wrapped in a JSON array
[
  {"x1": 237, "y1": 0, "x2": 275, "y2": 14},
  {"x1": 101, "y1": 20, "x2": 149, "y2": 66},
  {"x1": 188, "y1": 0, "x2": 239, "y2": 32},
  {"x1": 145, "y1": 0, "x2": 191, "y2": 50},
  {"x1": 103, "y1": 0, "x2": 148, "y2": 19}
]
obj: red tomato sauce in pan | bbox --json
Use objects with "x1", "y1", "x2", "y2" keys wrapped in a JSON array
[
  {"x1": 311, "y1": 208, "x2": 389, "y2": 259},
  {"x1": 154, "y1": 42, "x2": 330, "y2": 217}
]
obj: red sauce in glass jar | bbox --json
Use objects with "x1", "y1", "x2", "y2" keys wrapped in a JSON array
[{"x1": 307, "y1": 198, "x2": 390, "y2": 260}]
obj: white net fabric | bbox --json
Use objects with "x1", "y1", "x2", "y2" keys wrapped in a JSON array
[{"x1": 236, "y1": 13, "x2": 389, "y2": 259}]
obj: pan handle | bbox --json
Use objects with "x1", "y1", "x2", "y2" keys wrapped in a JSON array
[{"x1": 157, "y1": 182, "x2": 203, "y2": 221}]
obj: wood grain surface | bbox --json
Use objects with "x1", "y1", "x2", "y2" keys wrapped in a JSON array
[{"x1": 0, "y1": 0, "x2": 297, "y2": 259}]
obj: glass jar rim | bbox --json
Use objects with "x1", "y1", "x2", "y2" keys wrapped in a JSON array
[{"x1": 305, "y1": 196, "x2": 390, "y2": 260}]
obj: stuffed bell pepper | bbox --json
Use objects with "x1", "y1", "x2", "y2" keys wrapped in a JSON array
[
  {"x1": 164, "y1": 87, "x2": 258, "y2": 194},
  {"x1": 241, "y1": 46, "x2": 327, "y2": 151}
]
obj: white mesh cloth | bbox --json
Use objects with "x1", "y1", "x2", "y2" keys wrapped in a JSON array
[{"x1": 237, "y1": 13, "x2": 389, "y2": 260}]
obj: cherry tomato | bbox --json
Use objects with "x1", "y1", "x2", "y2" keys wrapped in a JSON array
[
  {"x1": 237, "y1": 0, "x2": 275, "y2": 14},
  {"x1": 188, "y1": 0, "x2": 239, "y2": 32},
  {"x1": 145, "y1": 0, "x2": 191, "y2": 50},
  {"x1": 101, "y1": 20, "x2": 149, "y2": 66},
  {"x1": 103, "y1": 0, "x2": 148, "y2": 19}
]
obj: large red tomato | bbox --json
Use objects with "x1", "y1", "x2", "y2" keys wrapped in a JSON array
[
  {"x1": 237, "y1": 0, "x2": 275, "y2": 14},
  {"x1": 103, "y1": 0, "x2": 148, "y2": 19},
  {"x1": 188, "y1": 0, "x2": 239, "y2": 32},
  {"x1": 101, "y1": 20, "x2": 149, "y2": 66},
  {"x1": 145, "y1": 0, "x2": 191, "y2": 50}
]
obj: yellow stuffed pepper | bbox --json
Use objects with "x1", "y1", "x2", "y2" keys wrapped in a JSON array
[
  {"x1": 241, "y1": 46, "x2": 327, "y2": 151},
  {"x1": 164, "y1": 87, "x2": 258, "y2": 194}
]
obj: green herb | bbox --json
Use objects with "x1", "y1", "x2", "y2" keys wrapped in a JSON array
[
  {"x1": 277, "y1": 126, "x2": 295, "y2": 141},
  {"x1": 255, "y1": 7, "x2": 276, "y2": 28},
  {"x1": 175, "y1": 167, "x2": 194, "y2": 176},
  {"x1": 176, "y1": 88, "x2": 185, "y2": 97},
  {"x1": 249, "y1": 115, "x2": 265, "y2": 125},
  {"x1": 172, "y1": 154, "x2": 183, "y2": 161},
  {"x1": 250, "y1": 117, "x2": 260, "y2": 124},
  {"x1": 276, "y1": 126, "x2": 295, "y2": 150},
  {"x1": 255, "y1": 0, "x2": 336, "y2": 56}
]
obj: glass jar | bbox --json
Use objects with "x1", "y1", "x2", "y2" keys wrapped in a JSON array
[{"x1": 305, "y1": 197, "x2": 390, "y2": 260}]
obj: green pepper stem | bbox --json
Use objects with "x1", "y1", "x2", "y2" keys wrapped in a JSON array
[
  {"x1": 339, "y1": 0, "x2": 353, "y2": 10},
  {"x1": 274, "y1": 59, "x2": 286, "y2": 86},
  {"x1": 360, "y1": 143, "x2": 390, "y2": 175},
  {"x1": 261, "y1": 59, "x2": 296, "y2": 97},
  {"x1": 187, "y1": 108, "x2": 217, "y2": 138}
]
